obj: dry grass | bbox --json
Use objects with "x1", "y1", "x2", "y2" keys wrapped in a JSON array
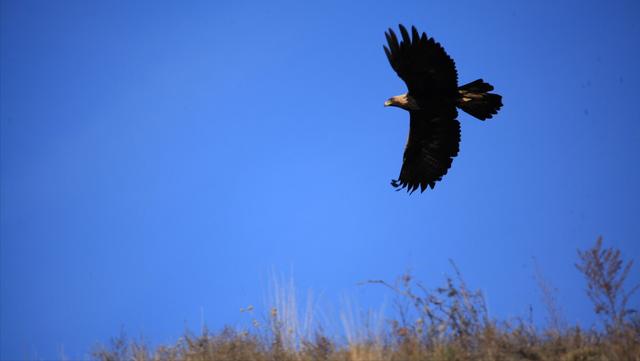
[{"x1": 93, "y1": 238, "x2": 639, "y2": 361}]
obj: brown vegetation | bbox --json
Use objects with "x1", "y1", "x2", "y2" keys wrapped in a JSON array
[{"x1": 93, "y1": 238, "x2": 639, "y2": 361}]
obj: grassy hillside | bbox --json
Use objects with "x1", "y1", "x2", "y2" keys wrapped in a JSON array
[{"x1": 93, "y1": 237, "x2": 639, "y2": 361}]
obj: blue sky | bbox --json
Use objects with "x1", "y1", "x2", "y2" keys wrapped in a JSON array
[{"x1": 1, "y1": 0, "x2": 639, "y2": 359}]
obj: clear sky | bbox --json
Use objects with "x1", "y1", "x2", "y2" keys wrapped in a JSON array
[{"x1": 2, "y1": 0, "x2": 639, "y2": 359}]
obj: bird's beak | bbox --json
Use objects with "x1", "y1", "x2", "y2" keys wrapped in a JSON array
[{"x1": 384, "y1": 100, "x2": 392, "y2": 107}]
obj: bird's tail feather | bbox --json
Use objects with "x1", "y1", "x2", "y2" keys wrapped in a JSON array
[{"x1": 457, "y1": 79, "x2": 503, "y2": 120}]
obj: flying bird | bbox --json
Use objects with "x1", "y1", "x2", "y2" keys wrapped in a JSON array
[{"x1": 383, "y1": 25, "x2": 503, "y2": 193}]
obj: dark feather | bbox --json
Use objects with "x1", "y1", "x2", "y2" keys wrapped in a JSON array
[
  {"x1": 384, "y1": 25, "x2": 458, "y2": 101},
  {"x1": 392, "y1": 109, "x2": 461, "y2": 193},
  {"x1": 458, "y1": 79, "x2": 503, "y2": 120}
]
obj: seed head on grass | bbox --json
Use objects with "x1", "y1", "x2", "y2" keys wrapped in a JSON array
[{"x1": 576, "y1": 236, "x2": 639, "y2": 331}]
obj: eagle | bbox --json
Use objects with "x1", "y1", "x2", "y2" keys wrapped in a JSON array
[{"x1": 383, "y1": 25, "x2": 503, "y2": 193}]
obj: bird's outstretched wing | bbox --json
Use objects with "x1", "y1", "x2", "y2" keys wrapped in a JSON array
[
  {"x1": 383, "y1": 25, "x2": 458, "y2": 99},
  {"x1": 392, "y1": 109, "x2": 461, "y2": 193}
]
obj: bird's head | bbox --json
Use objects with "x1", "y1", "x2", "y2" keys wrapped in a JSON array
[{"x1": 384, "y1": 94, "x2": 419, "y2": 110}]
